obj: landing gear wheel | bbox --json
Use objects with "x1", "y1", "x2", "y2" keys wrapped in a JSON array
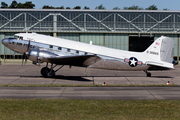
[
  {"x1": 147, "y1": 72, "x2": 151, "y2": 77},
  {"x1": 41, "y1": 67, "x2": 49, "y2": 77},
  {"x1": 41, "y1": 67, "x2": 55, "y2": 78}
]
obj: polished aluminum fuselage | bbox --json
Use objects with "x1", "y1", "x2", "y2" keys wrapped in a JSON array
[{"x1": 2, "y1": 38, "x2": 171, "y2": 71}]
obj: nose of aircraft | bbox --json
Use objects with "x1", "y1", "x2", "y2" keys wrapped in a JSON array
[{"x1": 1, "y1": 38, "x2": 9, "y2": 46}]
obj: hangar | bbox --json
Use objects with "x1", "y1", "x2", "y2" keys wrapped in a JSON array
[{"x1": 0, "y1": 9, "x2": 179, "y2": 62}]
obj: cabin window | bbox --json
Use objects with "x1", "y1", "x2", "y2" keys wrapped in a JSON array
[
  {"x1": 49, "y1": 45, "x2": 53, "y2": 48},
  {"x1": 58, "y1": 47, "x2": 62, "y2": 50},
  {"x1": 17, "y1": 43, "x2": 22, "y2": 46},
  {"x1": 67, "y1": 49, "x2": 70, "y2": 52},
  {"x1": 76, "y1": 50, "x2": 79, "y2": 54},
  {"x1": 85, "y1": 52, "x2": 88, "y2": 55}
]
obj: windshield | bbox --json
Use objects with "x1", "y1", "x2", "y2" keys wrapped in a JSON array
[{"x1": 14, "y1": 36, "x2": 23, "y2": 40}]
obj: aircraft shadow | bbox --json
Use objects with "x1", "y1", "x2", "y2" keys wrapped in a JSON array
[
  {"x1": 150, "y1": 76, "x2": 174, "y2": 78},
  {"x1": 54, "y1": 75, "x2": 92, "y2": 81},
  {"x1": 0, "y1": 75, "x2": 174, "y2": 82}
]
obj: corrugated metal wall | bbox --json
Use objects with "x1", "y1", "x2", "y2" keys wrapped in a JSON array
[
  {"x1": 4, "y1": 33, "x2": 16, "y2": 55},
  {"x1": 58, "y1": 33, "x2": 79, "y2": 41},
  {"x1": 105, "y1": 34, "x2": 128, "y2": 50},
  {"x1": 80, "y1": 33, "x2": 104, "y2": 46},
  {"x1": 0, "y1": 33, "x2": 4, "y2": 55}
]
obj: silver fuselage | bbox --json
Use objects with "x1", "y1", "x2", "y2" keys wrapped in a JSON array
[{"x1": 2, "y1": 38, "x2": 170, "y2": 71}]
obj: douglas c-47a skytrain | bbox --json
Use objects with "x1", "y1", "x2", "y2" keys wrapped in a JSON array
[{"x1": 1, "y1": 33, "x2": 178, "y2": 78}]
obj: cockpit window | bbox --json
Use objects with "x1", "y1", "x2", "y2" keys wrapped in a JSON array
[
  {"x1": 14, "y1": 36, "x2": 19, "y2": 39},
  {"x1": 14, "y1": 36, "x2": 23, "y2": 40},
  {"x1": 19, "y1": 37, "x2": 23, "y2": 40}
]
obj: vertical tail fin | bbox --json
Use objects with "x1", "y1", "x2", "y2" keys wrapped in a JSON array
[{"x1": 144, "y1": 36, "x2": 174, "y2": 63}]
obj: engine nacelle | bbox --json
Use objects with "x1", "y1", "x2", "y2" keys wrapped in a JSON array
[{"x1": 28, "y1": 49, "x2": 58, "y2": 63}]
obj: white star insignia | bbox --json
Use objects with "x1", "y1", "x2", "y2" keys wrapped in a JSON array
[{"x1": 130, "y1": 58, "x2": 137, "y2": 66}]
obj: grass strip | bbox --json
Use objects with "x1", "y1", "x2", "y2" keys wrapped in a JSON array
[
  {"x1": 0, "y1": 99, "x2": 180, "y2": 120},
  {"x1": 0, "y1": 84, "x2": 178, "y2": 87}
]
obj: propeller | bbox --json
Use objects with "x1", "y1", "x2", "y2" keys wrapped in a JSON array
[{"x1": 22, "y1": 40, "x2": 30, "y2": 66}]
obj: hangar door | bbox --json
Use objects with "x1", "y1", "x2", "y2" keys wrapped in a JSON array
[{"x1": 129, "y1": 36, "x2": 154, "y2": 52}]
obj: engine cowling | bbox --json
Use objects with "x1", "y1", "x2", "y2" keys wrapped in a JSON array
[{"x1": 28, "y1": 49, "x2": 58, "y2": 63}]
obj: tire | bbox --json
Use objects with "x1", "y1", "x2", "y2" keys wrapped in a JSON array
[
  {"x1": 41, "y1": 67, "x2": 49, "y2": 77},
  {"x1": 147, "y1": 72, "x2": 151, "y2": 77},
  {"x1": 41, "y1": 67, "x2": 55, "y2": 78}
]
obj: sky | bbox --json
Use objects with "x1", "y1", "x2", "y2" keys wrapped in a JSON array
[{"x1": 2, "y1": 0, "x2": 180, "y2": 10}]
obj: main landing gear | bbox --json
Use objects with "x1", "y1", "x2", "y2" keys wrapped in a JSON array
[
  {"x1": 143, "y1": 70, "x2": 151, "y2": 77},
  {"x1": 41, "y1": 63, "x2": 64, "y2": 78}
]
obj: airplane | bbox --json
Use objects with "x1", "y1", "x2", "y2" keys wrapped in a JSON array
[{"x1": 1, "y1": 33, "x2": 177, "y2": 78}]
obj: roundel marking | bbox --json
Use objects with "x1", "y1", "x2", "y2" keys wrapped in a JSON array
[{"x1": 129, "y1": 57, "x2": 138, "y2": 67}]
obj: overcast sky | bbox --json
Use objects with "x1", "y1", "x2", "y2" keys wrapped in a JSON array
[{"x1": 2, "y1": 0, "x2": 180, "y2": 10}]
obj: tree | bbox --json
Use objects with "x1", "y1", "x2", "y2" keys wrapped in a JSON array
[
  {"x1": 95, "y1": 4, "x2": 106, "y2": 9},
  {"x1": 113, "y1": 7, "x2": 120, "y2": 10},
  {"x1": 42, "y1": 5, "x2": 55, "y2": 9},
  {"x1": 163, "y1": 8, "x2": 169, "y2": 10},
  {"x1": 123, "y1": 5, "x2": 143, "y2": 10},
  {"x1": 17, "y1": 2, "x2": 35, "y2": 8},
  {"x1": 1, "y1": 2, "x2": 8, "y2": 8},
  {"x1": 8, "y1": 1, "x2": 35, "y2": 8},
  {"x1": 65, "y1": 7, "x2": 70, "y2": 9},
  {"x1": 73, "y1": 6, "x2": 81, "y2": 9},
  {"x1": 83, "y1": 6, "x2": 90, "y2": 9},
  {"x1": 56, "y1": 6, "x2": 64, "y2": 9},
  {"x1": 145, "y1": 4, "x2": 158, "y2": 10},
  {"x1": 9, "y1": 0, "x2": 18, "y2": 8}
]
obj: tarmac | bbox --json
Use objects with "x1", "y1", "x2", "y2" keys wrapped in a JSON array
[
  {"x1": 0, "y1": 86, "x2": 180, "y2": 100},
  {"x1": 0, "y1": 63, "x2": 179, "y2": 85},
  {"x1": 0, "y1": 63, "x2": 180, "y2": 100}
]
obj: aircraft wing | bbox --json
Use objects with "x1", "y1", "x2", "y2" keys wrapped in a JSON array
[{"x1": 47, "y1": 55, "x2": 101, "y2": 67}]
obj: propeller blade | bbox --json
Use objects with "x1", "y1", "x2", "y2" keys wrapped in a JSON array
[
  {"x1": 27, "y1": 40, "x2": 30, "y2": 52},
  {"x1": 22, "y1": 54, "x2": 24, "y2": 66},
  {"x1": 25, "y1": 55, "x2": 28, "y2": 63}
]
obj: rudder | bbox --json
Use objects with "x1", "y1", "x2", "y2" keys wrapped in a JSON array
[{"x1": 144, "y1": 36, "x2": 174, "y2": 63}]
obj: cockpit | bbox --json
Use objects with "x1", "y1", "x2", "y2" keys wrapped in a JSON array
[{"x1": 14, "y1": 35, "x2": 23, "y2": 40}]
